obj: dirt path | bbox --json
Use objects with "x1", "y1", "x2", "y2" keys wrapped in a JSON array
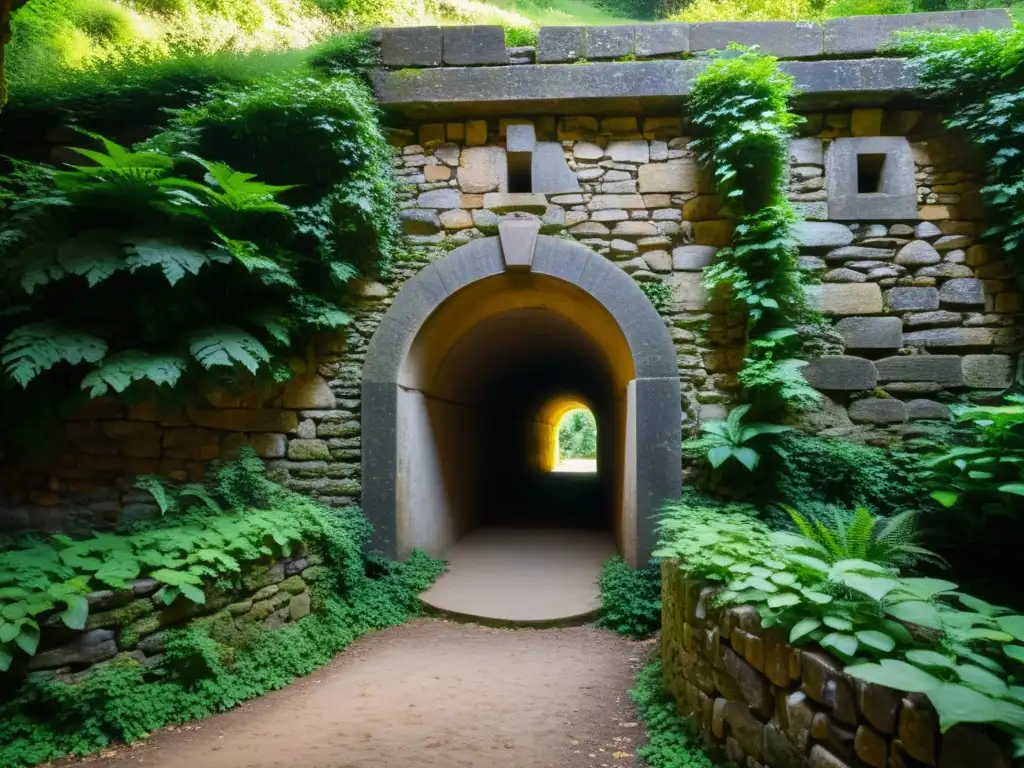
[{"x1": 69, "y1": 620, "x2": 652, "y2": 768}]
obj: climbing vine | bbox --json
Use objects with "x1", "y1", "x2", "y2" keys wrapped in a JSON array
[
  {"x1": 894, "y1": 26, "x2": 1024, "y2": 269},
  {"x1": 689, "y1": 47, "x2": 821, "y2": 415}
]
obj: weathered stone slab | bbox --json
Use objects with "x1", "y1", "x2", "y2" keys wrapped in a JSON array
[
  {"x1": 895, "y1": 240, "x2": 941, "y2": 267},
  {"x1": 586, "y1": 25, "x2": 635, "y2": 59},
  {"x1": 834, "y1": 316, "x2": 902, "y2": 349},
  {"x1": 849, "y1": 397, "x2": 908, "y2": 424},
  {"x1": 962, "y1": 354, "x2": 1014, "y2": 389},
  {"x1": 458, "y1": 146, "x2": 507, "y2": 194},
  {"x1": 690, "y1": 21, "x2": 823, "y2": 58},
  {"x1": 875, "y1": 355, "x2": 964, "y2": 387},
  {"x1": 608, "y1": 140, "x2": 650, "y2": 164},
  {"x1": 938, "y1": 277, "x2": 984, "y2": 306},
  {"x1": 667, "y1": 272, "x2": 708, "y2": 311},
  {"x1": 418, "y1": 188, "x2": 462, "y2": 209},
  {"x1": 823, "y1": 10, "x2": 1012, "y2": 56},
  {"x1": 532, "y1": 142, "x2": 582, "y2": 194},
  {"x1": 802, "y1": 356, "x2": 879, "y2": 391},
  {"x1": 442, "y1": 26, "x2": 508, "y2": 66},
  {"x1": 826, "y1": 137, "x2": 917, "y2": 221},
  {"x1": 672, "y1": 245, "x2": 718, "y2": 271},
  {"x1": 887, "y1": 287, "x2": 939, "y2": 311},
  {"x1": 790, "y1": 137, "x2": 823, "y2": 166},
  {"x1": 810, "y1": 283, "x2": 883, "y2": 316},
  {"x1": 537, "y1": 26, "x2": 587, "y2": 63},
  {"x1": 826, "y1": 246, "x2": 894, "y2": 262},
  {"x1": 795, "y1": 222, "x2": 854, "y2": 248},
  {"x1": 635, "y1": 22, "x2": 689, "y2": 57},
  {"x1": 379, "y1": 26, "x2": 442, "y2": 67},
  {"x1": 906, "y1": 399, "x2": 950, "y2": 420},
  {"x1": 371, "y1": 59, "x2": 920, "y2": 121},
  {"x1": 482, "y1": 193, "x2": 547, "y2": 213},
  {"x1": 29, "y1": 629, "x2": 117, "y2": 669},
  {"x1": 589, "y1": 194, "x2": 647, "y2": 210},
  {"x1": 903, "y1": 328, "x2": 1003, "y2": 348}
]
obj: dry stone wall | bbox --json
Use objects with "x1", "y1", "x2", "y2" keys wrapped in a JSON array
[
  {"x1": 1, "y1": 97, "x2": 1021, "y2": 533},
  {"x1": 661, "y1": 562, "x2": 1016, "y2": 768},
  {"x1": 8, "y1": 551, "x2": 319, "y2": 683}
]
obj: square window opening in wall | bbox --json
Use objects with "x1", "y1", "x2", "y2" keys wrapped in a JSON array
[
  {"x1": 826, "y1": 137, "x2": 917, "y2": 221},
  {"x1": 857, "y1": 153, "x2": 887, "y2": 194}
]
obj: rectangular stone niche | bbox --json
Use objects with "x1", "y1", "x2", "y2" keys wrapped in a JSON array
[{"x1": 826, "y1": 137, "x2": 917, "y2": 221}]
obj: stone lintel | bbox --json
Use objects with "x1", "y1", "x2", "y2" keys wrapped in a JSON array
[{"x1": 370, "y1": 58, "x2": 920, "y2": 120}]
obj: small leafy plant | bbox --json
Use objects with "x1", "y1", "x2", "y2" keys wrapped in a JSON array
[
  {"x1": 683, "y1": 403, "x2": 791, "y2": 471},
  {"x1": 597, "y1": 555, "x2": 662, "y2": 638},
  {"x1": 656, "y1": 494, "x2": 1024, "y2": 754}
]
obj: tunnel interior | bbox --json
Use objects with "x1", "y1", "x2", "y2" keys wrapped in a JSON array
[{"x1": 394, "y1": 271, "x2": 636, "y2": 558}]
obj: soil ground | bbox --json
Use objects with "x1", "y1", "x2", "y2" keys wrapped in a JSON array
[{"x1": 65, "y1": 620, "x2": 652, "y2": 768}]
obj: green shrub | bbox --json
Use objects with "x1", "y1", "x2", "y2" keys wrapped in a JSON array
[
  {"x1": 597, "y1": 555, "x2": 662, "y2": 638},
  {"x1": 504, "y1": 25, "x2": 538, "y2": 47},
  {"x1": 683, "y1": 403, "x2": 792, "y2": 473},
  {"x1": 630, "y1": 660, "x2": 716, "y2": 768},
  {"x1": 655, "y1": 494, "x2": 1024, "y2": 751},
  {"x1": 0, "y1": 450, "x2": 445, "y2": 765},
  {"x1": 638, "y1": 279, "x2": 672, "y2": 313},
  {"x1": 558, "y1": 408, "x2": 597, "y2": 459}
]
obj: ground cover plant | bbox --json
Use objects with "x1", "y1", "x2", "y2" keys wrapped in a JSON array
[
  {"x1": 630, "y1": 660, "x2": 717, "y2": 768},
  {"x1": 597, "y1": 555, "x2": 662, "y2": 638},
  {"x1": 0, "y1": 448, "x2": 444, "y2": 766},
  {"x1": 655, "y1": 493, "x2": 1024, "y2": 754}
]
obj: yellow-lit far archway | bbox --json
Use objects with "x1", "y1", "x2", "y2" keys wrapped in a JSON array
[{"x1": 536, "y1": 397, "x2": 593, "y2": 472}]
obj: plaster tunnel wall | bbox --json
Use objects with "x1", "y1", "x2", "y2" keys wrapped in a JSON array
[{"x1": 362, "y1": 235, "x2": 682, "y2": 567}]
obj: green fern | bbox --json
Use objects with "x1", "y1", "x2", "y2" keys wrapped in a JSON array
[
  {"x1": 188, "y1": 327, "x2": 271, "y2": 374},
  {"x1": 1, "y1": 322, "x2": 107, "y2": 387},
  {"x1": 124, "y1": 237, "x2": 216, "y2": 286},
  {"x1": 288, "y1": 294, "x2": 351, "y2": 329},
  {"x1": 80, "y1": 351, "x2": 188, "y2": 397}
]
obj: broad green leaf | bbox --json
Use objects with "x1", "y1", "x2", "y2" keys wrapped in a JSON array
[
  {"x1": 14, "y1": 623, "x2": 40, "y2": 655},
  {"x1": 886, "y1": 601, "x2": 944, "y2": 630},
  {"x1": 856, "y1": 630, "x2": 896, "y2": 653},
  {"x1": 56, "y1": 231, "x2": 125, "y2": 287},
  {"x1": 930, "y1": 490, "x2": 960, "y2": 508},
  {"x1": 956, "y1": 664, "x2": 1008, "y2": 696},
  {"x1": 840, "y1": 572, "x2": 900, "y2": 602},
  {"x1": 957, "y1": 593, "x2": 1008, "y2": 617},
  {"x1": 1004, "y1": 645, "x2": 1024, "y2": 663},
  {"x1": 821, "y1": 632, "x2": 858, "y2": 658},
  {"x1": 125, "y1": 238, "x2": 210, "y2": 285},
  {"x1": 790, "y1": 618, "x2": 822, "y2": 642},
  {"x1": 81, "y1": 351, "x2": 187, "y2": 397},
  {"x1": 964, "y1": 628, "x2": 1015, "y2": 642},
  {"x1": 189, "y1": 327, "x2": 270, "y2": 375},
  {"x1": 94, "y1": 559, "x2": 141, "y2": 587},
  {"x1": 823, "y1": 615, "x2": 854, "y2": 632},
  {"x1": 769, "y1": 572, "x2": 798, "y2": 586},
  {"x1": 60, "y1": 594, "x2": 88, "y2": 630},
  {"x1": 997, "y1": 615, "x2": 1024, "y2": 642},
  {"x1": 786, "y1": 554, "x2": 830, "y2": 573},
  {"x1": 767, "y1": 593, "x2": 800, "y2": 609},
  {"x1": 801, "y1": 589, "x2": 832, "y2": 605},
  {"x1": 0, "y1": 648, "x2": 11, "y2": 672},
  {"x1": 846, "y1": 660, "x2": 943, "y2": 693},
  {"x1": 732, "y1": 447, "x2": 760, "y2": 472},
  {"x1": 708, "y1": 446, "x2": 733, "y2": 468},
  {"x1": 0, "y1": 621, "x2": 19, "y2": 643},
  {"x1": 2, "y1": 322, "x2": 107, "y2": 388},
  {"x1": 999, "y1": 483, "x2": 1024, "y2": 496},
  {"x1": 928, "y1": 683, "x2": 1024, "y2": 731},
  {"x1": 896, "y1": 579, "x2": 958, "y2": 601},
  {"x1": 905, "y1": 650, "x2": 956, "y2": 669},
  {"x1": 179, "y1": 583, "x2": 207, "y2": 604}
]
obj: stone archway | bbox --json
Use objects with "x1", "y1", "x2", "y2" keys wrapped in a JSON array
[{"x1": 361, "y1": 222, "x2": 681, "y2": 567}]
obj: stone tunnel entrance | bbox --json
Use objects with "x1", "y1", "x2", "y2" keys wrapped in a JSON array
[{"x1": 362, "y1": 227, "x2": 681, "y2": 619}]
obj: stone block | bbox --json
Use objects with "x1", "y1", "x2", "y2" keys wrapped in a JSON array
[
  {"x1": 724, "y1": 699, "x2": 766, "y2": 759},
  {"x1": 795, "y1": 222, "x2": 854, "y2": 248},
  {"x1": 940, "y1": 725, "x2": 1011, "y2": 768},
  {"x1": 899, "y1": 694, "x2": 938, "y2": 766},
  {"x1": 790, "y1": 137, "x2": 824, "y2": 166},
  {"x1": 379, "y1": 26, "x2": 442, "y2": 67},
  {"x1": 895, "y1": 240, "x2": 941, "y2": 267},
  {"x1": 855, "y1": 726, "x2": 888, "y2": 768},
  {"x1": 824, "y1": 10, "x2": 1012, "y2": 56},
  {"x1": 764, "y1": 723, "x2": 805, "y2": 768},
  {"x1": 667, "y1": 272, "x2": 708, "y2": 312},
  {"x1": 694, "y1": 220, "x2": 733, "y2": 247},
  {"x1": 906, "y1": 399, "x2": 949, "y2": 420},
  {"x1": 826, "y1": 137, "x2": 917, "y2": 221},
  {"x1": 286, "y1": 439, "x2": 331, "y2": 461},
  {"x1": 938, "y1": 277, "x2": 985, "y2": 306},
  {"x1": 904, "y1": 328, "x2": 1004, "y2": 348},
  {"x1": 851, "y1": 108, "x2": 883, "y2": 137},
  {"x1": 672, "y1": 245, "x2": 718, "y2": 271},
  {"x1": 417, "y1": 188, "x2": 462, "y2": 209},
  {"x1": 887, "y1": 287, "x2": 940, "y2": 311},
  {"x1": 962, "y1": 354, "x2": 1014, "y2": 389},
  {"x1": 638, "y1": 158, "x2": 700, "y2": 193},
  {"x1": 876, "y1": 355, "x2": 964, "y2": 387},
  {"x1": 458, "y1": 146, "x2": 507, "y2": 194},
  {"x1": 401, "y1": 207, "x2": 442, "y2": 234},
  {"x1": 465, "y1": 120, "x2": 487, "y2": 146},
  {"x1": 811, "y1": 283, "x2": 884, "y2": 316},
  {"x1": 635, "y1": 22, "x2": 689, "y2": 57},
  {"x1": 537, "y1": 26, "x2": 587, "y2": 63},
  {"x1": 29, "y1": 629, "x2": 117, "y2": 669},
  {"x1": 289, "y1": 591, "x2": 311, "y2": 621},
  {"x1": 586, "y1": 25, "x2": 635, "y2": 59},
  {"x1": 482, "y1": 193, "x2": 547, "y2": 213},
  {"x1": 834, "y1": 316, "x2": 902, "y2": 349},
  {"x1": 442, "y1": 26, "x2": 507, "y2": 66},
  {"x1": 187, "y1": 409, "x2": 299, "y2": 434},
  {"x1": 440, "y1": 209, "x2": 473, "y2": 230},
  {"x1": 589, "y1": 194, "x2": 647, "y2": 210},
  {"x1": 532, "y1": 142, "x2": 582, "y2": 194},
  {"x1": 849, "y1": 397, "x2": 908, "y2": 424},
  {"x1": 803, "y1": 355, "x2": 878, "y2": 391},
  {"x1": 690, "y1": 21, "x2": 823, "y2": 58},
  {"x1": 282, "y1": 374, "x2": 335, "y2": 409},
  {"x1": 608, "y1": 140, "x2": 649, "y2": 164}
]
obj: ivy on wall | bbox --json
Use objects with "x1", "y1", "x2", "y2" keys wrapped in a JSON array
[
  {"x1": 688, "y1": 47, "x2": 821, "y2": 416},
  {"x1": 895, "y1": 26, "x2": 1024, "y2": 269}
]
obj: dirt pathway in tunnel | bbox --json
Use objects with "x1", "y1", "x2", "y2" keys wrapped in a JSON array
[{"x1": 64, "y1": 620, "x2": 653, "y2": 768}]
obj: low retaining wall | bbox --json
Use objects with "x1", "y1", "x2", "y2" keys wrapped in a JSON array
[
  {"x1": 660, "y1": 562, "x2": 1014, "y2": 768},
  {"x1": 9, "y1": 552, "x2": 321, "y2": 684}
]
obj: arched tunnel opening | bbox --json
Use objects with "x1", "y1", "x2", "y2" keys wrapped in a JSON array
[{"x1": 394, "y1": 271, "x2": 635, "y2": 558}]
